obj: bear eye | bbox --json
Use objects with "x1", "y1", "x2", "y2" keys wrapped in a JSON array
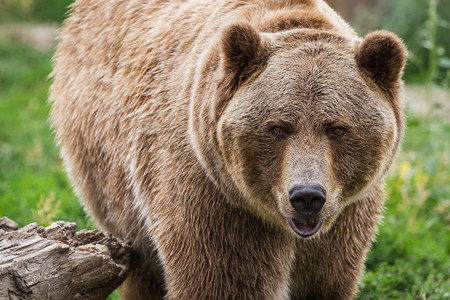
[
  {"x1": 326, "y1": 127, "x2": 346, "y2": 139},
  {"x1": 272, "y1": 126, "x2": 288, "y2": 138}
]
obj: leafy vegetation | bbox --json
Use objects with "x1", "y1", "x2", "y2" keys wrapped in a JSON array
[
  {"x1": 0, "y1": 0, "x2": 449, "y2": 299},
  {"x1": 352, "y1": 0, "x2": 450, "y2": 88}
]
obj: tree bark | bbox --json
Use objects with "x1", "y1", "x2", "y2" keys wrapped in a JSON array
[{"x1": 0, "y1": 217, "x2": 131, "y2": 300}]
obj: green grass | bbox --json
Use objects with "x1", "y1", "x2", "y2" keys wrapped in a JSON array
[
  {"x1": 358, "y1": 112, "x2": 450, "y2": 299},
  {"x1": 0, "y1": 33, "x2": 91, "y2": 229},
  {"x1": 0, "y1": 26, "x2": 449, "y2": 299}
]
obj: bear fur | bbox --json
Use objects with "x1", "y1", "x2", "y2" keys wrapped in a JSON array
[{"x1": 50, "y1": 0, "x2": 407, "y2": 299}]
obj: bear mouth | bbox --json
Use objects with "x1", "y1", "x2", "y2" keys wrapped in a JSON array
[{"x1": 287, "y1": 217, "x2": 323, "y2": 238}]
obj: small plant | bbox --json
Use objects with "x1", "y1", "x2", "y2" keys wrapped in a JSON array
[
  {"x1": 32, "y1": 192, "x2": 61, "y2": 226},
  {"x1": 389, "y1": 161, "x2": 430, "y2": 233}
]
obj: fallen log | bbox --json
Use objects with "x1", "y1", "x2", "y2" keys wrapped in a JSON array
[{"x1": 0, "y1": 217, "x2": 131, "y2": 299}]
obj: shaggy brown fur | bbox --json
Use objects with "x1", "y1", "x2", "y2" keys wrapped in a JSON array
[{"x1": 50, "y1": 0, "x2": 407, "y2": 299}]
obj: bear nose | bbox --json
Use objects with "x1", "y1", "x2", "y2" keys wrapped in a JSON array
[{"x1": 289, "y1": 184, "x2": 326, "y2": 216}]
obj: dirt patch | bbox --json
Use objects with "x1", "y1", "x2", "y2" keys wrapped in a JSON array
[
  {"x1": 404, "y1": 84, "x2": 450, "y2": 121},
  {"x1": 0, "y1": 23, "x2": 58, "y2": 52}
]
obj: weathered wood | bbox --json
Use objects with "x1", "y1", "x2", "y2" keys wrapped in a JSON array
[{"x1": 0, "y1": 217, "x2": 132, "y2": 300}]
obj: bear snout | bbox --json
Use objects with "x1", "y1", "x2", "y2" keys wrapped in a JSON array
[
  {"x1": 287, "y1": 184, "x2": 326, "y2": 237},
  {"x1": 288, "y1": 184, "x2": 326, "y2": 217}
]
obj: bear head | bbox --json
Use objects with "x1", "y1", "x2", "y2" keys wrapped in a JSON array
[{"x1": 189, "y1": 23, "x2": 407, "y2": 238}]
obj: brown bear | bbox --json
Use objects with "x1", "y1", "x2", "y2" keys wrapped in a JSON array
[{"x1": 50, "y1": 0, "x2": 407, "y2": 299}]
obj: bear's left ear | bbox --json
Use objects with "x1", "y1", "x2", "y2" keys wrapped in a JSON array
[{"x1": 356, "y1": 30, "x2": 407, "y2": 99}]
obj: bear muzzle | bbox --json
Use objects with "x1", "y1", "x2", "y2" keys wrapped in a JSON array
[{"x1": 287, "y1": 184, "x2": 326, "y2": 237}]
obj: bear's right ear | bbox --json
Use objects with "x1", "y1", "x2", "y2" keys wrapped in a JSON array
[{"x1": 216, "y1": 23, "x2": 265, "y2": 119}]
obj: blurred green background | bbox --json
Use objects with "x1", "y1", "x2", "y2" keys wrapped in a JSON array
[{"x1": 0, "y1": 0, "x2": 449, "y2": 299}]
